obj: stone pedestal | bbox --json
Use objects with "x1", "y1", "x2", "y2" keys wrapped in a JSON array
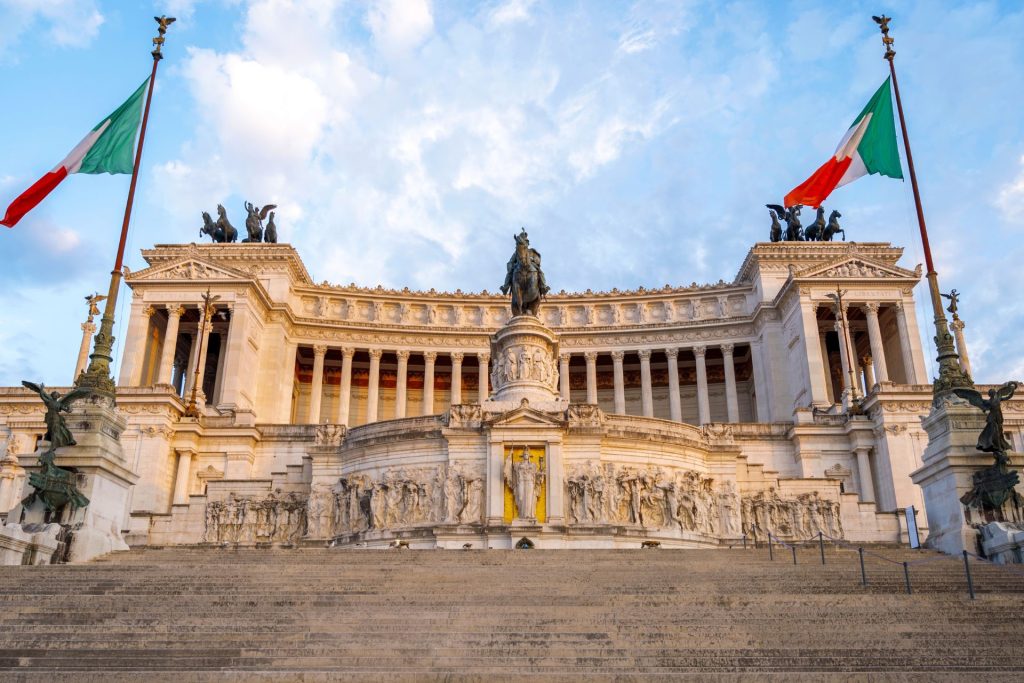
[
  {"x1": 979, "y1": 522, "x2": 1024, "y2": 564},
  {"x1": 911, "y1": 400, "x2": 1024, "y2": 556},
  {"x1": 9, "y1": 395, "x2": 138, "y2": 563},
  {"x1": 485, "y1": 315, "x2": 566, "y2": 413}
]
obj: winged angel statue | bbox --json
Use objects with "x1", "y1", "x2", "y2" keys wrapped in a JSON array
[
  {"x1": 953, "y1": 381, "x2": 1019, "y2": 464},
  {"x1": 21, "y1": 381, "x2": 93, "y2": 452}
]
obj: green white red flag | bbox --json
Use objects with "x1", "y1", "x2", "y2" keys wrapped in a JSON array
[
  {"x1": 784, "y1": 77, "x2": 903, "y2": 208},
  {"x1": 1, "y1": 78, "x2": 149, "y2": 228}
]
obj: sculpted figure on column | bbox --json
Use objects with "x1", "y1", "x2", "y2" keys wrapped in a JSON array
[{"x1": 500, "y1": 229, "x2": 550, "y2": 316}]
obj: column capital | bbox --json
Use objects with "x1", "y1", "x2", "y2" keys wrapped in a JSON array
[
  {"x1": 341, "y1": 346, "x2": 354, "y2": 358},
  {"x1": 368, "y1": 348, "x2": 383, "y2": 360},
  {"x1": 862, "y1": 302, "x2": 880, "y2": 316},
  {"x1": 81, "y1": 321, "x2": 96, "y2": 333},
  {"x1": 693, "y1": 345, "x2": 707, "y2": 358},
  {"x1": 396, "y1": 349, "x2": 410, "y2": 360},
  {"x1": 861, "y1": 355, "x2": 873, "y2": 367},
  {"x1": 167, "y1": 304, "x2": 185, "y2": 319},
  {"x1": 424, "y1": 351, "x2": 437, "y2": 363},
  {"x1": 663, "y1": 347, "x2": 678, "y2": 360},
  {"x1": 637, "y1": 349, "x2": 652, "y2": 361},
  {"x1": 313, "y1": 344, "x2": 328, "y2": 357},
  {"x1": 451, "y1": 351, "x2": 464, "y2": 363},
  {"x1": 951, "y1": 318, "x2": 965, "y2": 331},
  {"x1": 584, "y1": 351, "x2": 598, "y2": 362},
  {"x1": 478, "y1": 351, "x2": 490, "y2": 361},
  {"x1": 143, "y1": 305, "x2": 156, "y2": 318},
  {"x1": 720, "y1": 343, "x2": 735, "y2": 356},
  {"x1": 611, "y1": 350, "x2": 625, "y2": 362},
  {"x1": 559, "y1": 352, "x2": 570, "y2": 363}
]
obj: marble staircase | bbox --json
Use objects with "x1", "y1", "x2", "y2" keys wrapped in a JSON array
[{"x1": 1, "y1": 545, "x2": 1023, "y2": 679}]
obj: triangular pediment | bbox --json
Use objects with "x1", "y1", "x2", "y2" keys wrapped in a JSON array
[
  {"x1": 485, "y1": 404, "x2": 566, "y2": 427},
  {"x1": 795, "y1": 256, "x2": 919, "y2": 280},
  {"x1": 128, "y1": 257, "x2": 252, "y2": 283}
]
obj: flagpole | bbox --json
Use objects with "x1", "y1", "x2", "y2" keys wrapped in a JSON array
[
  {"x1": 873, "y1": 15, "x2": 972, "y2": 395},
  {"x1": 76, "y1": 16, "x2": 174, "y2": 397}
]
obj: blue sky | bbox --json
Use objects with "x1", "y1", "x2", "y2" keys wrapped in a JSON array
[{"x1": 1, "y1": 0, "x2": 1022, "y2": 388}]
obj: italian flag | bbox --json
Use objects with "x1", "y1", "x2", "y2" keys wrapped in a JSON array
[
  {"x1": 784, "y1": 77, "x2": 903, "y2": 208},
  {"x1": 1, "y1": 78, "x2": 149, "y2": 228}
]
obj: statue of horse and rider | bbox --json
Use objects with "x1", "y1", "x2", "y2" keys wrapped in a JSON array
[
  {"x1": 767, "y1": 204, "x2": 845, "y2": 242},
  {"x1": 500, "y1": 229, "x2": 550, "y2": 317},
  {"x1": 200, "y1": 202, "x2": 278, "y2": 243}
]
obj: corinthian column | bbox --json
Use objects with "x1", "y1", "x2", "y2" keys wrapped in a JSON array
[
  {"x1": 186, "y1": 305, "x2": 215, "y2": 404},
  {"x1": 118, "y1": 303, "x2": 155, "y2": 386},
  {"x1": 894, "y1": 301, "x2": 920, "y2": 383},
  {"x1": 450, "y1": 352, "x2": 464, "y2": 405},
  {"x1": 157, "y1": 305, "x2": 184, "y2": 386},
  {"x1": 862, "y1": 303, "x2": 888, "y2": 383},
  {"x1": 172, "y1": 449, "x2": 194, "y2": 505},
  {"x1": 423, "y1": 351, "x2": 437, "y2": 414},
  {"x1": 308, "y1": 344, "x2": 327, "y2": 424},
  {"x1": 337, "y1": 346, "x2": 354, "y2": 426},
  {"x1": 638, "y1": 349, "x2": 653, "y2": 417},
  {"x1": 694, "y1": 345, "x2": 710, "y2": 425},
  {"x1": 951, "y1": 318, "x2": 972, "y2": 377},
  {"x1": 611, "y1": 351, "x2": 626, "y2": 414},
  {"x1": 366, "y1": 349, "x2": 382, "y2": 423},
  {"x1": 559, "y1": 353, "x2": 570, "y2": 400},
  {"x1": 584, "y1": 351, "x2": 598, "y2": 404},
  {"x1": 665, "y1": 348, "x2": 682, "y2": 422},
  {"x1": 395, "y1": 350, "x2": 409, "y2": 418},
  {"x1": 74, "y1": 320, "x2": 96, "y2": 383},
  {"x1": 722, "y1": 343, "x2": 739, "y2": 423},
  {"x1": 478, "y1": 352, "x2": 490, "y2": 403}
]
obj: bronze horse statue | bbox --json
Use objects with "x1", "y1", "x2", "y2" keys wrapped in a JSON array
[
  {"x1": 804, "y1": 207, "x2": 826, "y2": 241},
  {"x1": 501, "y1": 230, "x2": 547, "y2": 317},
  {"x1": 821, "y1": 210, "x2": 845, "y2": 241},
  {"x1": 200, "y1": 205, "x2": 237, "y2": 243}
]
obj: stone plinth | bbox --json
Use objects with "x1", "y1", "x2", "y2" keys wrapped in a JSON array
[
  {"x1": 487, "y1": 315, "x2": 564, "y2": 411},
  {"x1": 10, "y1": 395, "x2": 138, "y2": 563},
  {"x1": 911, "y1": 400, "x2": 1024, "y2": 556}
]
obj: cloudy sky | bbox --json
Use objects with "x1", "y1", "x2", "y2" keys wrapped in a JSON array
[{"x1": 1, "y1": 0, "x2": 1022, "y2": 388}]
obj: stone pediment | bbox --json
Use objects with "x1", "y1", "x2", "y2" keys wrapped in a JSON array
[
  {"x1": 127, "y1": 257, "x2": 252, "y2": 283},
  {"x1": 794, "y1": 256, "x2": 919, "y2": 281},
  {"x1": 484, "y1": 401, "x2": 567, "y2": 428}
]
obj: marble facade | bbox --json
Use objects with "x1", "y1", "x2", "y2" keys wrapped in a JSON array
[{"x1": 3, "y1": 240, "x2": 1019, "y2": 549}]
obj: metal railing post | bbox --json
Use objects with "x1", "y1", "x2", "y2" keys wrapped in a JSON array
[
  {"x1": 903, "y1": 561, "x2": 912, "y2": 595},
  {"x1": 819, "y1": 531, "x2": 825, "y2": 565},
  {"x1": 768, "y1": 533, "x2": 774, "y2": 561},
  {"x1": 791, "y1": 544, "x2": 797, "y2": 565},
  {"x1": 742, "y1": 534, "x2": 747, "y2": 550},
  {"x1": 858, "y1": 547, "x2": 867, "y2": 586},
  {"x1": 962, "y1": 550, "x2": 975, "y2": 600}
]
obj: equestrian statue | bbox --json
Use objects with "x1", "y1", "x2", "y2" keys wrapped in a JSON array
[{"x1": 500, "y1": 229, "x2": 550, "y2": 317}]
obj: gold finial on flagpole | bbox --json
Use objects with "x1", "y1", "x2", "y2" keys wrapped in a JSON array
[{"x1": 152, "y1": 15, "x2": 176, "y2": 60}]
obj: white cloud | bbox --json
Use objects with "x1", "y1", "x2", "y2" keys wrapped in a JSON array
[
  {"x1": 0, "y1": 0, "x2": 103, "y2": 57},
  {"x1": 366, "y1": 0, "x2": 433, "y2": 58},
  {"x1": 995, "y1": 154, "x2": 1024, "y2": 225},
  {"x1": 488, "y1": 0, "x2": 536, "y2": 29}
]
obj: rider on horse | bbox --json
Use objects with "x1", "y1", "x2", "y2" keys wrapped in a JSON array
[{"x1": 501, "y1": 229, "x2": 550, "y2": 297}]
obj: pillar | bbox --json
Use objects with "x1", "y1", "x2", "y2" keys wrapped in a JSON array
[
  {"x1": 366, "y1": 349, "x2": 382, "y2": 423},
  {"x1": 545, "y1": 442, "x2": 564, "y2": 524},
  {"x1": 74, "y1": 321, "x2": 96, "y2": 383},
  {"x1": 157, "y1": 305, "x2": 184, "y2": 386},
  {"x1": 559, "y1": 353, "x2": 570, "y2": 400},
  {"x1": 665, "y1": 348, "x2": 682, "y2": 422},
  {"x1": 694, "y1": 345, "x2": 710, "y2": 425},
  {"x1": 478, "y1": 353, "x2": 489, "y2": 403},
  {"x1": 862, "y1": 303, "x2": 888, "y2": 383},
  {"x1": 216, "y1": 303, "x2": 252, "y2": 411},
  {"x1": 749, "y1": 338, "x2": 770, "y2": 422},
  {"x1": 722, "y1": 343, "x2": 739, "y2": 423},
  {"x1": 799, "y1": 299, "x2": 830, "y2": 405},
  {"x1": 894, "y1": 301, "x2": 923, "y2": 383},
  {"x1": 951, "y1": 318, "x2": 972, "y2": 377},
  {"x1": 337, "y1": 346, "x2": 354, "y2": 426},
  {"x1": 638, "y1": 349, "x2": 653, "y2": 417},
  {"x1": 862, "y1": 355, "x2": 876, "y2": 392},
  {"x1": 187, "y1": 306, "x2": 215, "y2": 404},
  {"x1": 118, "y1": 302, "x2": 154, "y2": 386},
  {"x1": 308, "y1": 344, "x2": 327, "y2": 424},
  {"x1": 818, "y1": 328, "x2": 834, "y2": 404},
  {"x1": 423, "y1": 351, "x2": 437, "y2": 415},
  {"x1": 584, "y1": 351, "x2": 598, "y2": 404},
  {"x1": 395, "y1": 350, "x2": 409, "y2": 418},
  {"x1": 450, "y1": 352, "x2": 463, "y2": 405},
  {"x1": 172, "y1": 449, "x2": 194, "y2": 505},
  {"x1": 611, "y1": 351, "x2": 626, "y2": 414},
  {"x1": 212, "y1": 322, "x2": 229, "y2": 405},
  {"x1": 854, "y1": 446, "x2": 876, "y2": 503},
  {"x1": 835, "y1": 320, "x2": 853, "y2": 399}
]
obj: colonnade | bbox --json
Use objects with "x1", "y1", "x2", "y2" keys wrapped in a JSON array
[{"x1": 290, "y1": 342, "x2": 749, "y2": 427}]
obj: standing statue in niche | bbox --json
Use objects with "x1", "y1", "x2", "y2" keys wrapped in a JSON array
[
  {"x1": 500, "y1": 229, "x2": 549, "y2": 316},
  {"x1": 504, "y1": 447, "x2": 544, "y2": 520}
]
